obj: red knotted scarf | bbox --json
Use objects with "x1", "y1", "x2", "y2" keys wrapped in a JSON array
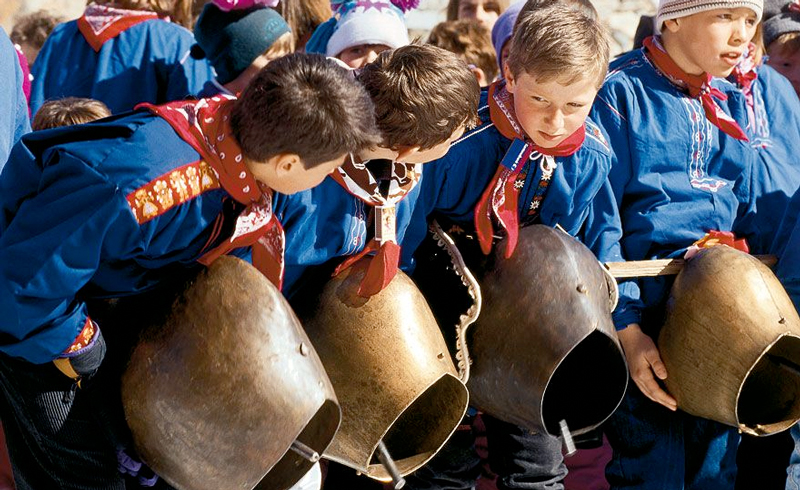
[
  {"x1": 474, "y1": 80, "x2": 585, "y2": 258},
  {"x1": 643, "y1": 36, "x2": 749, "y2": 141},
  {"x1": 140, "y1": 96, "x2": 285, "y2": 289},
  {"x1": 331, "y1": 156, "x2": 421, "y2": 298},
  {"x1": 78, "y1": 3, "x2": 160, "y2": 52}
]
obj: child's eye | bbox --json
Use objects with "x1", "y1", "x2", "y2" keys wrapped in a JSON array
[
  {"x1": 531, "y1": 96, "x2": 546, "y2": 103},
  {"x1": 568, "y1": 103, "x2": 585, "y2": 108},
  {"x1": 746, "y1": 18, "x2": 757, "y2": 26},
  {"x1": 717, "y1": 13, "x2": 732, "y2": 20}
]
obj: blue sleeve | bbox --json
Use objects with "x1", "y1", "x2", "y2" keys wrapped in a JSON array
[
  {"x1": 0, "y1": 28, "x2": 31, "y2": 173},
  {"x1": 590, "y1": 81, "x2": 643, "y2": 329},
  {"x1": 0, "y1": 149, "x2": 143, "y2": 363},
  {"x1": 775, "y1": 193, "x2": 800, "y2": 311},
  {"x1": 154, "y1": 24, "x2": 215, "y2": 103}
]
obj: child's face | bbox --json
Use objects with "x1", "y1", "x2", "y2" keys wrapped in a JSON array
[
  {"x1": 767, "y1": 43, "x2": 800, "y2": 98},
  {"x1": 505, "y1": 70, "x2": 597, "y2": 149},
  {"x1": 399, "y1": 125, "x2": 467, "y2": 164},
  {"x1": 338, "y1": 44, "x2": 392, "y2": 69},
  {"x1": 458, "y1": 0, "x2": 501, "y2": 28},
  {"x1": 662, "y1": 8, "x2": 758, "y2": 78},
  {"x1": 248, "y1": 154, "x2": 346, "y2": 194}
]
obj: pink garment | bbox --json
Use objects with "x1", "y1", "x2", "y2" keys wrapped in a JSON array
[
  {"x1": 12, "y1": 44, "x2": 31, "y2": 112},
  {"x1": 211, "y1": 0, "x2": 280, "y2": 10},
  {"x1": 0, "y1": 422, "x2": 16, "y2": 490}
]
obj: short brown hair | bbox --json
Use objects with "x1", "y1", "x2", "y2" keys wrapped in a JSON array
[
  {"x1": 506, "y1": 3, "x2": 609, "y2": 88},
  {"x1": 32, "y1": 97, "x2": 111, "y2": 131},
  {"x1": 356, "y1": 44, "x2": 480, "y2": 151},
  {"x1": 446, "y1": 0, "x2": 510, "y2": 21},
  {"x1": 428, "y1": 20, "x2": 498, "y2": 83},
  {"x1": 517, "y1": 0, "x2": 598, "y2": 21},
  {"x1": 10, "y1": 10, "x2": 63, "y2": 51},
  {"x1": 231, "y1": 53, "x2": 380, "y2": 168}
]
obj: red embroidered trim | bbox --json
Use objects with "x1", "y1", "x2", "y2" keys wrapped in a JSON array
[
  {"x1": 127, "y1": 160, "x2": 220, "y2": 224},
  {"x1": 64, "y1": 318, "x2": 96, "y2": 354}
]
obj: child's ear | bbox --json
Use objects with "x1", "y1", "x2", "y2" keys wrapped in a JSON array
[
  {"x1": 274, "y1": 153, "x2": 302, "y2": 177},
  {"x1": 470, "y1": 66, "x2": 489, "y2": 87},
  {"x1": 503, "y1": 62, "x2": 516, "y2": 92},
  {"x1": 663, "y1": 18, "x2": 680, "y2": 33},
  {"x1": 395, "y1": 146, "x2": 420, "y2": 162}
]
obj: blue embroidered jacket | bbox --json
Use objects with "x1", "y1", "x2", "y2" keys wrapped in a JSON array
[{"x1": 590, "y1": 48, "x2": 757, "y2": 332}]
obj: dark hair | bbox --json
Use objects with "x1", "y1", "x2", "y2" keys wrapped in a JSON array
[
  {"x1": 507, "y1": 3, "x2": 609, "y2": 88},
  {"x1": 231, "y1": 53, "x2": 380, "y2": 168},
  {"x1": 428, "y1": 20, "x2": 498, "y2": 83},
  {"x1": 356, "y1": 44, "x2": 480, "y2": 151},
  {"x1": 32, "y1": 97, "x2": 112, "y2": 130},
  {"x1": 516, "y1": 0, "x2": 598, "y2": 22},
  {"x1": 10, "y1": 10, "x2": 64, "y2": 50}
]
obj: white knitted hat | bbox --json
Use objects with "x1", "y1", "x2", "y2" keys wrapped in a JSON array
[
  {"x1": 325, "y1": 0, "x2": 410, "y2": 57},
  {"x1": 655, "y1": 0, "x2": 764, "y2": 33}
]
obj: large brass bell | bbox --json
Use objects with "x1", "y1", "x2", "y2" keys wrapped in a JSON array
[
  {"x1": 659, "y1": 245, "x2": 800, "y2": 436},
  {"x1": 122, "y1": 256, "x2": 341, "y2": 490},
  {"x1": 467, "y1": 225, "x2": 628, "y2": 436},
  {"x1": 292, "y1": 258, "x2": 469, "y2": 482}
]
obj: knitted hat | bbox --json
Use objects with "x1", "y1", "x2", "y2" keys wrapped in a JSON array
[
  {"x1": 491, "y1": 1, "x2": 523, "y2": 70},
  {"x1": 655, "y1": 0, "x2": 764, "y2": 33},
  {"x1": 305, "y1": 0, "x2": 413, "y2": 57},
  {"x1": 192, "y1": 4, "x2": 291, "y2": 84},
  {"x1": 763, "y1": 0, "x2": 800, "y2": 46}
]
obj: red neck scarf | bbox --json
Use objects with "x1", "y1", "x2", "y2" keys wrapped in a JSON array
[
  {"x1": 78, "y1": 4, "x2": 161, "y2": 52},
  {"x1": 474, "y1": 80, "x2": 584, "y2": 258},
  {"x1": 643, "y1": 36, "x2": 748, "y2": 141},
  {"x1": 140, "y1": 96, "x2": 285, "y2": 289},
  {"x1": 330, "y1": 156, "x2": 421, "y2": 298}
]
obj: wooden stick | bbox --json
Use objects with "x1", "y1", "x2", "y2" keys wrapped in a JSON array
[{"x1": 605, "y1": 255, "x2": 777, "y2": 279}]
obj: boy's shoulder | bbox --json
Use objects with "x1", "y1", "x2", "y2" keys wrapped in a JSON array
[
  {"x1": 604, "y1": 49, "x2": 651, "y2": 84},
  {"x1": 580, "y1": 117, "x2": 612, "y2": 157}
]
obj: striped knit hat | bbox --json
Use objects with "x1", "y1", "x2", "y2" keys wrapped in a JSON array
[{"x1": 655, "y1": 0, "x2": 763, "y2": 33}]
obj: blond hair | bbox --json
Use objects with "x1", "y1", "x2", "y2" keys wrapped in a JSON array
[
  {"x1": 32, "y1": 98, "x2": 112, "y2": 131},
  {"x1": 506, "y1": 3, "x2": 609, "y2": 88}
]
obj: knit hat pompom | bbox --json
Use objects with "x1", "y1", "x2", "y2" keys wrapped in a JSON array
[
  {"x1": 193, "y1": 4, "x2": 291, "y2": 84},
  {"x1": 655, "y1": 0, "x2": 764, "y2": 33},
  {"x1": 762, "y1": 0, "x2": 800, "y2": 46},
  {"x1": 305, "y1": 0, "x2": 412, "y2": 57}
]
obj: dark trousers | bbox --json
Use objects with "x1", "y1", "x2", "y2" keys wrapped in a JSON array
[
  {"x1": 604, "y1": 386, "x2": 739, "y2": 490},
  {"x1": 403, "y1": 414, "x2": 567, "y2": 490}
]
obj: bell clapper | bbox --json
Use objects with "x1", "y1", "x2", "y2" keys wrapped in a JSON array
[
  {"x1": 290, "y1": 440, "x2": 320, "y2": 463},
  {"x1": 376, "y1": 440, "x2": 406, "y2": 489},
  {"x1": 559, "y1": 420, "x2": 576, "y2": 457}
]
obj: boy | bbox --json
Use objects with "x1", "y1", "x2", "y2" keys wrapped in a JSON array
[
  {"x1": 428, "y1": 20, "x2": 498, "y2": 86},
  {"x1": 304, "y1": 0, "x2": 411, "y2": 69},
  {"x1": 32, "y1": 97, "x2": 111, "y2": 131},
  {"x1": 30, "y1": 0, "x2": 214, "y2": 114},
  {"x1": 274, "y1": 43, "x2": 480, "y2": 300},
  {"x1": 0, "y1": 26, "x2": 30, "y2": 172},
  {"x1": 0, "y1": 53, "x2": 379, "y2": 488},
  {"x1": 762, "y1": 0, "x2": 800, "y2": 96},
  {"x1": 191, "y1": 3, "x2": 294, "y2": 97},
  {"x1": 399, "y1": 5, "x2": 617, "y2": 490},
  {"x1": 772, "y1": 190, "x2": 800, "y2": 489},
  {"x1": 589, "y1": 0, "x2": 761, "y2": 487}
]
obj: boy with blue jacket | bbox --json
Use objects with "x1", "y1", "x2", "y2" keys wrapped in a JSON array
[{"x1": 589, "y1": 0, "x2": 762, "y2": 486}]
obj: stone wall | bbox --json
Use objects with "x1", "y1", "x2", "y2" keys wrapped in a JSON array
[{"x1": 2, "y1": 0, "x2": 654, "y2": 56}]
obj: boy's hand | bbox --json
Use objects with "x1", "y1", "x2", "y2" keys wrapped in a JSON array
[{"x1": 618, "y1": 323, "x2": 677, "y2": 411}]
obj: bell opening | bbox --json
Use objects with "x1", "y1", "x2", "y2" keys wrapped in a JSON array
[
  {"x1": 542, "y1": 330, "x2": 627, "y2": 435},
  {"x1": 367, "y1": 374, "x2": 468, "y2": 480},
  {"x1": 737, "y1": 335, "x2": 800, "y2": 435},
  {"x1": 254, "y1": 398, "x2": 340, "y2": 490}
]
